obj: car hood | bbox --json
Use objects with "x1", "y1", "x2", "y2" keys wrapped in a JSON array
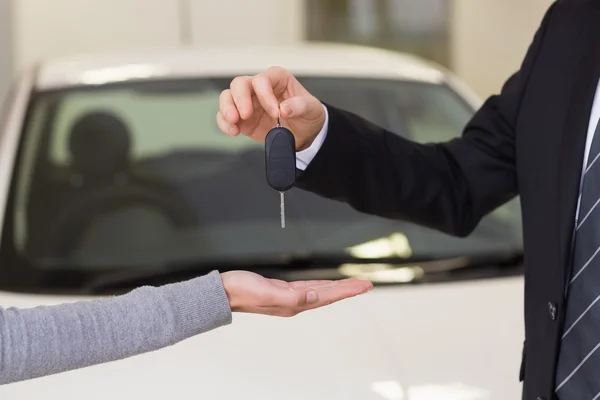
[{"x1": 0, "y1": 275, "x2": 524, "y2": 400}]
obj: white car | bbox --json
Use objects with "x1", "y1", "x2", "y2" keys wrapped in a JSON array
[{"x1": 0, "y1": 43, "x2": 525, "y2": 399}]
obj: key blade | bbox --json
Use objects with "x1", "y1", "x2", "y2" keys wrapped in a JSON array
[{"x1": 280, "y1": 191, "x2": 285, "y2": 228}]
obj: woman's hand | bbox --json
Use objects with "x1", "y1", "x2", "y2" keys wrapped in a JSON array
[{"x1": 220, "y1": 270, "x2": 373, "y2": 317}]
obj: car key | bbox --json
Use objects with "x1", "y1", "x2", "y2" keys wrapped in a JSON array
[{"x1": 265, "y1": 115, "x2": 296, "y2": 228}]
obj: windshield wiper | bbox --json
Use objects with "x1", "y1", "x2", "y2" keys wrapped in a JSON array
[
  {"x1": 83, "y1": 253, "x2": 430, "y2": 293},
  {"x1": 83, "y1": 249, "x2": 523, "y2": 294}
]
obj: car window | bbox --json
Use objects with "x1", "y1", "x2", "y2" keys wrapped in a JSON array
[
  {"x1": 49, "y1": 86, "x2": 259, "y2": 166},
  {"x1": 8, "y1": 76, "x2": 522, "y2": 275},
  {"x1": 386, "y1": 83, "x2": 473, "y2": 143},
  {"x1": 301, "y1": 76, "x2": 472, "y2": 143}
]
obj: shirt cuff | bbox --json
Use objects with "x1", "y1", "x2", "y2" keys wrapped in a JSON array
[{"x1": 296, "y1": 103, "x2": 329, "y2": 170}]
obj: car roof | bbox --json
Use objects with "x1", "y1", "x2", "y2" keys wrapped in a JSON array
[{"x1": 33, "y1": 42, "x2": 449, "y2": 90}]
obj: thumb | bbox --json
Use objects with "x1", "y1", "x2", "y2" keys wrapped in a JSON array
[
  {"x1": 295, "y1": 288, "x2": 319, "y2": 306},
  {"x1": 306, "y1": 290, "x2": 319, "y2": 304},
  {"x1": 279, "y1": 96, "x2": 313, "y2": 119}
]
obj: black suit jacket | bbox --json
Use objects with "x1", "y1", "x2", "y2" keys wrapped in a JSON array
[{"x1": 295, "y1": 1, "x2": 600, "y2": 399}]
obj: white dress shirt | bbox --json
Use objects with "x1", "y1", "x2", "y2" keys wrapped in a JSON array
[
  {"x1": 576, "y1": 79, "x2": 600, "y2": 223},
  {"x1": 297, "y1": 84, "x2": 600, "y2": 224},
  {"x1": 295, "y1": 104, "x2": 330, "y2": 171}
]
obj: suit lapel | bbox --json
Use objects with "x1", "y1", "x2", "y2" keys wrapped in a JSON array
[{"x1": 557, "y1": 2, "x2": 600, "y2": 284}]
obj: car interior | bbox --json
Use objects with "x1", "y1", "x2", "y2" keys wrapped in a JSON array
[{"x1": 15, "y1": 78, "x2": 522, "y2": 269}]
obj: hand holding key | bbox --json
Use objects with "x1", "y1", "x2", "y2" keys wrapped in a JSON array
[{"x1": 216, "y1": 66, "x2": 326, "y2": 151}]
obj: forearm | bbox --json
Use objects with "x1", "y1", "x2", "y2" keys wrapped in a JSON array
[
  {"x1": 296, "y1": 104, "x2": 507, "y2": 236},
  {"x1": 0, "y1": 270, "x2": 231, "y2": 385},
  {"x1": 296, "y1": 2, "x2": 557, "y2": 236}
]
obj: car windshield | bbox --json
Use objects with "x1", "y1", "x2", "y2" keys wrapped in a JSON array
[{"x1": 2, "y1": 76, "x2": 522, "y2": 286}]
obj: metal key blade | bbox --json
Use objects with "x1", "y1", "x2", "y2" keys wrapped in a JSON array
[{"x1": 280, "y1": 191, "x2": 286, "y2": 228}]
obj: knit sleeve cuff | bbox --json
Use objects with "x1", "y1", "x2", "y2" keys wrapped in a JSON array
[{"x1": 162, "y1": 270, "x2": 233, "y2": 342}]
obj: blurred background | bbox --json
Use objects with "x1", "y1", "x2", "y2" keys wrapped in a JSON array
[
  {"x1": 0, "y1": 1, "x2": 555, "y2": 399},
  {"x1": 0, "y1": 0, "x2": 550, "y2": 102}
]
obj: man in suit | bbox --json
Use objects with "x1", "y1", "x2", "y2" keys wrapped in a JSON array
[{"x1": 216, "y1": 1, "x2": 600, "y2": 398}]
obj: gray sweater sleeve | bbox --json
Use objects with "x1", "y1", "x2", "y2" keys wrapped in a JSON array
[{"x1": 0, "y1": 270, "x2": 232, "y2": 385}]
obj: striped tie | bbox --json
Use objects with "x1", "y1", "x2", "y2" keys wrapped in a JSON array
[{"x1": 555, "y1": 120, "x2": 600, "y2": 399}]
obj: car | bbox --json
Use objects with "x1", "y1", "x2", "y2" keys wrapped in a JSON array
[{"x1": 0, "y1": 42, "x2": 525, "y2": 399}]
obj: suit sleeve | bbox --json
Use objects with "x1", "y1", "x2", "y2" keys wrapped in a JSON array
[{"x1": 295, "y1": 4, "x2": 556, "y2": 237}]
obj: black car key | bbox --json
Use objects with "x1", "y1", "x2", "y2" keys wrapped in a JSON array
[{"x1": 265, "y1": 116, "x2": 296, "y2": 228}]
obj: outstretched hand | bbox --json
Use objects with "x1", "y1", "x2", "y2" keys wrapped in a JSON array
[{"x1": 220, "y1": 270, "x2": 373, "y2": 317}]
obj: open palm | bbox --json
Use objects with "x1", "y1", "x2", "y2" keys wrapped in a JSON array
[{"x1": 221, "y1": 270, "x2": 373, "y2": 317}]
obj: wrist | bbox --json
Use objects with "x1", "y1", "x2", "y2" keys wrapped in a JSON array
[
  {"x1": 220, "y1": 271, "x2": 242, "y2": 312},
  {"x1": 297, "y1": 123, "x2": 326, "y2": 152},
  {"x1": 296, "y1": 135, "x2": 317, "y2": 152}
]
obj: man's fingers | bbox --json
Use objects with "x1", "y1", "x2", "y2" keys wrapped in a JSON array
[
  {"x1": 279, "y1": 96, "x2": 310, "y2": 119},
  {"x1": 216, "y1": 110, "x2": 239, "y2": 136},
  {"x1": 252, "y1": 67, "x2": 288, "y2": 119},
  {"x1": 219, "y1": 89, "x2": 239, "y2": 125},
  {"x1": 229, "y1": 76, "x2": 254, "y2": 120}
]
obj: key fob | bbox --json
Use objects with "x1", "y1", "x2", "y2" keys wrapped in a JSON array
[{"x1": 265, "y1": 126, "x2": 296, "y2": 192}]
